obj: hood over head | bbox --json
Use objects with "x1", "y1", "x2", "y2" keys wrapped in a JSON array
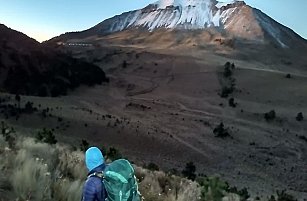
[{"x1": 85, "y1": 147, "x2": 105, "y2": 172}]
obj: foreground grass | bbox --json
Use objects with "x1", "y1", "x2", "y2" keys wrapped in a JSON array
[
  {"x1": 0, "y1": 129, "x2": 298, "y2": 201},
  {"x1": 0, "y1": 134, "x2": 202, "y2": 201}
]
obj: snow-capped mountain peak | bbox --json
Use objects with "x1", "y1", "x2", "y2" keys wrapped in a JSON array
[
  {"x1": 52, "y1": 0, "x2": 307, "y2": 49},
  {"x1": 126, "y1": 0, "x2": 242, "y2": 31}
]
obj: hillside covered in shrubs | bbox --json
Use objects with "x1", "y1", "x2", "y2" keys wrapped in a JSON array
[
  {"x1": 0, "y1": 24, "x2": 109, "y2": 97},
  {"x1": 0, "y1": 123, "x2": 300, "y2": 201}
]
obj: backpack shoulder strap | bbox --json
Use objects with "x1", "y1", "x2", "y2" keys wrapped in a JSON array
[{"x1": 87, "y1": 171, "x2": 104, "y2": 179}]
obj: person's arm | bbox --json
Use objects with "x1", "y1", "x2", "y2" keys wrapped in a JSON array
[{"x1": 81, "y1": 179, "x2": 97, "y2": 201}]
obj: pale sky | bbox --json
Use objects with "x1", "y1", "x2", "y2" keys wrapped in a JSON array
[{"x1": 0, "y1": 0, "x2": 306, "y2": 42}]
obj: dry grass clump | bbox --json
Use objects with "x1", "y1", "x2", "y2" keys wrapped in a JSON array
[
  {"x1": 52, "y1": 179, "x2": 83, "y2": 201},
  {"x1": 134, "y1": 166, "x2": 201, "y2": 201},
  {"x1": 11, "y1": 150, "x2": 52, "y2": 200},
  {"x1": 0, "y1": 136, "x2": 86, "y2": 201},
  {"x1": 56, "y1": 146, "x2": 87, "y2": 180}
]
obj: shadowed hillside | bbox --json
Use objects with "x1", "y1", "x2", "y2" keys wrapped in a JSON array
[{"x1": 0, "y1": 24, "x2": 109, "y2": 97}]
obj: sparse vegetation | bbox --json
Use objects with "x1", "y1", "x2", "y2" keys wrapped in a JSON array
[
  {"x1": 228, "y1": 186, "x2": 250, "y2": 200},
  {"x1": 269, "y1": 190, "x2": 297, "y2": 201},
  {"x1": 0, "y1": 98, "x2": 38, "y2": 119},
  {"x1": 0, "y1": 132, "x2": 299, "y2": 201},
  {"x1": 126, "y1": 102, "x2": 151, "y2": 110}
]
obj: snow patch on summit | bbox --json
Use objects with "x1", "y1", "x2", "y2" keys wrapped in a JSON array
[{"x1": 216, "y1": 0, "x2": 238, "y2": 8}]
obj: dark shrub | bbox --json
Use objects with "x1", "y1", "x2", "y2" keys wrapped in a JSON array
[
  {"x1": 182, "y1": 162, "x2": 196, "y2": 181},
  {"x1": 15, "y1": 94, "x2": 21, "y2": 109},
  {"x1": 265, "y1": 110, "x2": 276, "y2": 121},
  {"x1": 80, "y1": 139, "x2": 89, "y2": 152},
  {"x1": 147, "y1": 162, "x2": 159, "y2": 171},
  {"x1": 224, "y1": 62, "x2": 231, "y2": 68},
  {"x1": 107, "y1": 147, "x2": 122, "y2": 161},
  {"x1": 229, "y1": 186, "x2": 250, "y2": 200},
  {"x1": 228, "y1": 98, "x2": 237, "y2": 107},
  {"x1": 298, "y1": 135, "x2": 307, "y2": 142},
  {"x1": 24, "y1": 101, "x2": 36, "y2": 113},
  {"x1": 285, "y1": 74, "x2": 291, "y2": 79},
  {"x1": 15, "y1": 94, "x2": 21, "y2": 103},
  {"x1": 213, "y1": 123, "x2": 230, "y2": 138},
  {"x1": 277, "y1": 190, "x2": 297, "y2": 201},
  {"x1": 1, "y1": 121, "x2": 16, "y2": 148},
  {"x1": 231, "y1": 63, "x2": 235, "y2": 69},
  {"x1": 296, "y1": 112, "x2": 304, "y2": 121},
  {"x1": 223, "y1": 66, "x2": 232, "y2": 78},
  {"x1": 220, "y1": 87, "x2": 234, "y2": 98},
  {"x1": 35, "y1": 128, "x2": 57, "y2": 145},
  {"x1": 122, "y1": 60, "x2": 127, "y2": 68}
]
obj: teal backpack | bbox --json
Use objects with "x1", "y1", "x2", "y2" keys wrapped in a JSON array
[{"x1": 103, "y1": 159, "x2": 141, "y2": 201}]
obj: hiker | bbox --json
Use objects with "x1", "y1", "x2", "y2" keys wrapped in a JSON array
[
  {"x1": 82, "y1": 147, "x2": 107, "y2": 201},
  {"x1": 82, "y1": 147, "x2": 141, "y2": 201}
]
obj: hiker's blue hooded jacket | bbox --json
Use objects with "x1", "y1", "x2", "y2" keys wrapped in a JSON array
[{"x1": 82, "y1": 147, "x2": 107, "y2": 201}]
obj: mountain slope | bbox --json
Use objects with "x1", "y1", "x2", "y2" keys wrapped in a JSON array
[
  {"x1": 0, "y1": 24, "x2": 109, "y2": 96},
  {"x1": 51, "y1": 0, "x2": 306, "y2": 49}
]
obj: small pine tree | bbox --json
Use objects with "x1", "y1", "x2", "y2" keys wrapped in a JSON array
[
  {"x1": 223, "y1": 66, "x2": 232, "y2": 78},
  {"x1": 231, "y1": 63, "x2": 235, "y2": 69},
  {"x1": 35, "y1": 128, "x2": 57, "y2": 145},
  {"x1": 24, "y1": 101, "x2": 35, "y2": 113},
  {"x1": 296, "y1": 112, "x2": 304, "y2": 121},
  {"x1": 122, "y1": 60, "x2": 127, "y2": 68},
  {"x1": 182, "y1": 162, "x2": 196, "y2": 181},
  {"x1": 213, "y1": 123, "x2": 230, "y2": 138},
  {"x1": 200, "y1": 177, "x2": 229, "y2": 201},
  {"x1": 147, "y1": 162, "x2": 159, "y2": 171},
  {"x1": 220, "y1": 87, "x2": 234, "y2": 98},
  {"x1": 80, "y1": 139, "x2": 89, "y2": 152},
  {"x1": 15, "y1": 94, "x2": 21, "y2": 110},
  {"x1": 107, "y1": 147, "x2": 122, "y2": 161}
]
